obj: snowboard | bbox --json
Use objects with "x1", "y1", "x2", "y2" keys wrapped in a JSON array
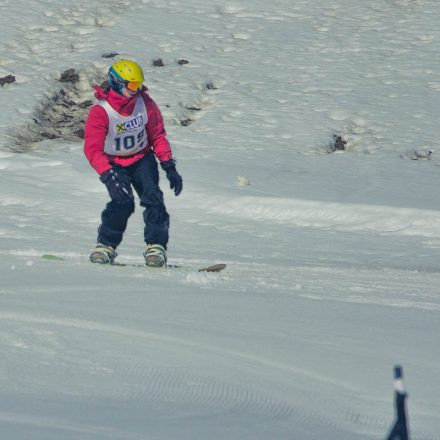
[
  {"x1": 110, "y1": 261, "x2": 226, "y2": 272},
  {"x1": 41, "y1": 254, "x2": 226, "y2": 273}
]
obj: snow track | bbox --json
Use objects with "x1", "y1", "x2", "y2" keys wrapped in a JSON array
[
  {"x1": 0, "y1": 310, "x2": 366, "y2": 438},
  {"x1": 195, "y1": 193, "x2": 440, "y2": 238}
]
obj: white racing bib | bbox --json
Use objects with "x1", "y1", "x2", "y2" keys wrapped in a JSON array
[{"x1": 99, "y1": 95, "x2": 148, "y2": 157}]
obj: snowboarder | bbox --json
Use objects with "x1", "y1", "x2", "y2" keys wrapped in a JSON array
[{"x1": 84, "y1": 59, "x2": 182, "y2": 267}]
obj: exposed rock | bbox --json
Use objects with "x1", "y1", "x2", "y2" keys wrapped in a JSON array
[
  {"x1": 102, "y1": 52, "x2": 119, "y2": 59},
  {"x1": 60, "y1": 69, "x2": 80, "y2": 83},
  {"x1": 41, "y1": 132, "x2": 59, "y2": 140},
  {"x1": 79, "y1": 100, "x2": 93, "y2": 109},
  {"x1": 0, "y1": 75, "x2": 16, "y2": 86},
  {"x1": 404, "y1": 149, "x2": 433, "y2": 160},
  {"x1": 180, "y1": 119, "x2": 192, "y2": 126},
  {"x1": 204, "y1": 81, "x2": 218, "y2": 90},
  {"x1": 327, "y1": 134, "x2": 347, "y2": 152},
  {"x1": 153, "y1": 58, "x2": 165, "y2": 67},
  {"x1": 74, "y1": 128, "x2": 85, "y2": 139},
  {"x1": 10, "y1": 68, "x2": 107, "y2": 150}
]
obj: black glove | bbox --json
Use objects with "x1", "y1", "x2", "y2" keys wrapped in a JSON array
[
  {"x1": 100, "y1": 167, "x2": 134, "y2": 204},
  {"x1": 161, "y1": 160, "x2": 183, "y2": 196}
]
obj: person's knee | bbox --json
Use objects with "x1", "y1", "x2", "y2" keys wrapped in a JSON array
[
  {"x1": 108, "y1": 199, "x2": 135, "y2": 215},
  {"x1": 140, "y1": 187, "x2": 164, "y2": 207},
  {"x1": 141, "y1": 188, "x2": 169, "y2": 225},
  {"x1": 124, "y1": 199, "x2": 136, "y2": 215}
]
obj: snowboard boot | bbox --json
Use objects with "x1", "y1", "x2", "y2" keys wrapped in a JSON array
[
  {"x1": 144, "y1": 243, "x2": 167, "y2": 267},
  {"x1": 90, "y1": 243, "x2": 117, "y2": 264}
]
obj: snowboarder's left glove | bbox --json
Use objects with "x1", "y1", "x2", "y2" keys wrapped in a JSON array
[
  {"x1": 161, "y1": 160, "x2": 183, "y2": 196},
  {"x1": 100, "y1": 167, "x2": 134, "y2": 204}
]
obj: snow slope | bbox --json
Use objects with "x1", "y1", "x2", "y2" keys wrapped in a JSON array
[{"x1": 1, "y1": 0, "x2": 440, "y2": 439}]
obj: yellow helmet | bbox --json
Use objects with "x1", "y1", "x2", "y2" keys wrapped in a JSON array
[{"x1": 108, "y1": 59, "x2": 144, "y2": 93}]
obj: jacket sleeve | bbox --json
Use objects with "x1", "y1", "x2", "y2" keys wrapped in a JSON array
[
  {"x1": 83, "y1": 105, "x2": 113, "y2": 175},
  {"x1": 145, "y1": 97, "x2": 173, "y2": 163}
]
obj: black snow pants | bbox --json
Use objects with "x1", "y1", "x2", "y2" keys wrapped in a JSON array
[{"x1": 97, "y1": 153, "x2": 170, "y2": 249}]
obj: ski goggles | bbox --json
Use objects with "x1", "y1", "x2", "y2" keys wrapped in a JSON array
[
  {"x1": 125, "y1": 80, "x2": 143, "y2": 91},
  {"x1": 109, "y1": 69, "x2": 143, "y2": 91}
]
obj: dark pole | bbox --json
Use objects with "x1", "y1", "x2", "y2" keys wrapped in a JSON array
[{"x1": 386, "y1": 365, "x2": 409, "y2": 440}]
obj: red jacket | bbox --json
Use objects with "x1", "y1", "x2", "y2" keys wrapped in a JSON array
[{"x1": 84, "y1": 85, "x2": 173, "y2": 175}]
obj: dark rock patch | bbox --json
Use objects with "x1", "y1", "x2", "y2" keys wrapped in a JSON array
[
  {"x1": 41, "y1": 132, "x2": 59, "y2": 140},
  {"x1": 204, "y1": 81, "x2": 218, "y2": 90},
  {"x1": 59, "y1": 69, "x2": 80, "y2": 83},
  {"x1": 180, "y1": 119, "x2": 193, "y2": 126},
  {"x1": 102, "y1": 52, "x2": 119, "y2": 59},
  {"x1": 326, "y1": 134, "x2": 347, "y2": 153},
  {"x1": 9, "y1": 67, "x2": 106, "y2": 152},
  {"x1": 79, "y1": 100, "x2": 93, "y2": 109},
  {"x1": 153, "y1": 58, "x2": 165, "y2": 67},
  {"x1": 0, "y1": 75, "x2": 16, "y2": 86},
  {"x1": 74, "y1": 128, "x2": 85, "y2": 139}
]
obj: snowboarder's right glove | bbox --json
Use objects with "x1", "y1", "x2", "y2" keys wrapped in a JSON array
[
  {"x1": 161, "y1": 160, "x2": 183, "y2": 196},
  {"x1": 100, "y1": 167, "x2": 134, "y2": 204}
]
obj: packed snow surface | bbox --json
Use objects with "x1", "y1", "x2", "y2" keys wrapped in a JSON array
[{"x1": 1, "y1": 0, "x2": 439, "y2": 439}]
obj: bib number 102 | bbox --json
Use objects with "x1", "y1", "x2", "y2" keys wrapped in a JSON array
[{"x1": 115, "y1": 130, "x2": 145, "y2": 151}]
